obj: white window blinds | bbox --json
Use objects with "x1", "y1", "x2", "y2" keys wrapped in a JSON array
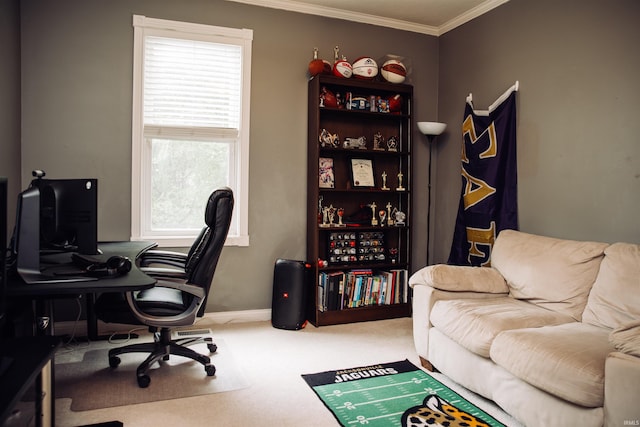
[{"x1": 144, "y1": 36, "x2": 242, "y2": 132}]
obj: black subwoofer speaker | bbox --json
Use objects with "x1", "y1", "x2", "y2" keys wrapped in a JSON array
[{"x1": 271, "y1": 259, "x2": 311, "y2": 330}]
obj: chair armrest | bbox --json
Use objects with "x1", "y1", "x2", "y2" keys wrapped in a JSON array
[
  {"x1": 139, "y1": 266, "x2": 187, "y2": 279},
  {"x1": 604, "y1": 352, "x2": 640, "y2": 426},
  {"x1": 139, "y1": 249, "x2": 187, "y2": 269},
  {"x1": 409, "y1": 264, "x2": 508, "y2": 294},
  {"x1": 125, "y1": 279, "x2": 206, "y2": 328}
]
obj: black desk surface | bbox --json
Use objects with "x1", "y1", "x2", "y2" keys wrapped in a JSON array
[
  {"x1": 0, "y1": 335, "x2": 60, "y2": 426},
  {"x1": 5, "y1": 241, "x2": 157, "y2": 297}
]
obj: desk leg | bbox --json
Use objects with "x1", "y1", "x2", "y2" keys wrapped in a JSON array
[
  {"x1": 41, "y1": 360, "x2": 53, "y2": 427},
  {"x1": 85, "y1": 293, "x2": 99, "y2": 341},
  {"x1": 33, "y1": 360, "x2": 53, "y2": 427},
  {"x1": 33, "y1": 299, "x2": 54, "y2": 336},
  {"x1": 84, "y1": 293, "x2": 140, "y2": 341}
]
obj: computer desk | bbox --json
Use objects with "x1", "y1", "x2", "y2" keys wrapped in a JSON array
[{"x1": 5, "y1": 240, "x2": 158, "y2": 340}]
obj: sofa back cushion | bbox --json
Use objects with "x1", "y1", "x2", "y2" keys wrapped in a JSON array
[
  {"x1": 491, "y1": 230, "x2": 608, "y2": 320},
  {"x1": 582, "y1": 242, "x2": 640, "y2": 329}
]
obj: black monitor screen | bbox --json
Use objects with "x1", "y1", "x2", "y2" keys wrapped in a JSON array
[
  {"x1": 1, "y1": 177, "x2": 7, "y2": 334},
  {"x1": 13, "y1": 177, "x2": 98, "y2": 284},
  {"x1": 32, "y1": 178, "x2": 98, "y2": 255}
]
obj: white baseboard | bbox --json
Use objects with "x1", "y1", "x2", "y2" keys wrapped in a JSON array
[{"x1": 53, "y1": 309, "x2": 272, "y2": 338}]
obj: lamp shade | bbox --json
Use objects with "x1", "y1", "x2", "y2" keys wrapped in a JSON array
[{"x1": 417, "y1": 121, "x2": 447, "y2": 136}]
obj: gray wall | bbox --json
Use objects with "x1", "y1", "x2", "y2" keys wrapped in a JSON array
[
  {"x1": 16, "y1": 0, "x2": 438, "y2": 313},
  {"x1": 5, "y1": 0, "x2": 638, "y2": 314},
  {"x1": 434, "y1": 0, "x2": 640, "y2": 264},
  {"x1": 0, "y1": 0, "x2": 21, "y2": 233}
]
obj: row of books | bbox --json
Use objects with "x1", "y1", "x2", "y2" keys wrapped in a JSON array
[{"x1": 317, "y1": 269, "x2": 409, "y2": 312}]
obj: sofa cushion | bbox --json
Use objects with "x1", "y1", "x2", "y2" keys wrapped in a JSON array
[
  {"x1": 430, "y1": 297, "x2": 575, "y2": 358},
  {"x1": 582, "y1": 242, "x2": 640, "y2": 329},
  {"x1": 491, "y1": 230, "x2": 608, "y2": 320},
  {"x1": 490, "y1": 323, "x2": 614, "y2": 408},
  {"x1": 409, "y1": 264, "x2": 508, "y2": 293},
  {"x1": 608, "y1": 321, "x2": 640, "y2": 358}
]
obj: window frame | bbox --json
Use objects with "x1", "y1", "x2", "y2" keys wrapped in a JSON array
[{"x1": 130, "y1": 15, "x2": 252, "y2": 247}]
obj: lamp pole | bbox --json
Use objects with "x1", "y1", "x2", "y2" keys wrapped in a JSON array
[
  {"x1": 426, "y1": 135, "x2": 435, "y2": 266},
  {"x1": 417, "y1": 122, "x2": 447, "y2": 266}
]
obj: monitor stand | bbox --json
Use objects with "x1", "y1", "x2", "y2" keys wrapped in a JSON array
[{"x1": 16, "y1": 187, "x2": 96, "y2": 284}]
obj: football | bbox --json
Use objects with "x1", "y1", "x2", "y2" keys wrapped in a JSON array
[
  {"x1": 388, "y1": 94, "x2": 402, "y2": 112},
  {"x1": 333, "y1": 59, "x2": 353, "y2": 78},
  {"x1": 381, "y1": 59, "x2": 407, "y2": 84},
  {"x1": 352, "y1": 57, "x2": 378, "y2": 79}
]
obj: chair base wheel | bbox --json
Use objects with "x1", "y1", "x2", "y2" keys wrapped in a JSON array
[
  {"x1": 205, "y1": 364, "x2": 216, "y2": 376},
  {"x1": 109, "y1": 356, "x2": 121, "y2": 368},
  {"x1": 207, "y1": 343, "x2": 217, "y2": 353},
  {"x1": 137, "y1": 374, "x2": 151, "y2": 388}
]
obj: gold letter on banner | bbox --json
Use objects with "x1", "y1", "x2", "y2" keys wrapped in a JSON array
[
  {"x1": 461, "y1": 166, "x2": 496, "y2": 209},
  {"x1": 466, "y1": 221, "x2": 496, "y2": 266},
  {"x1": 461, "y1": 115, "x2": 498, "y2": 162}
]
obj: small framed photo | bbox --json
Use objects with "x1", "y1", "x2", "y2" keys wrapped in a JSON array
[
  {"x1": 319, "y1": 157, "x2": 335, "y2": 188},
  {"x1": 350, "y1": 158, "x2": 375, "y2": 187}
]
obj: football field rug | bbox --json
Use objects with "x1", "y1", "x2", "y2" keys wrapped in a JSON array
[{"x1": 302, "y1": 360, "x2": 506, "y2": 427}]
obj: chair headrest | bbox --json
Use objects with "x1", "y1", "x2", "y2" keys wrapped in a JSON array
[{"x1": 205, "y1": 187, "x2": 234, "y2": 228}]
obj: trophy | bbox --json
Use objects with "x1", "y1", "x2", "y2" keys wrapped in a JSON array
[
  {"x1": 394, "y1": 210, "x2": 406, "y2": 226},
  {"x1": 370, "y1": 202, "x2": 378, "y2": 226},
  {"x1": 389, "y1": 247, "x2": 399, "y2": 264},
  {"x1": 373, "y1": 132, "x2": 385, "y2": 151},
  {"x1": 337, "y1": 208, "x2": 345, "y2": 227},
  {"x1": 320, "y1": 206, "x2": 330, "y2": 227},
  {"x1": 386, "y1": 202, "x2": 394, "y2": 226},
  {"x1": 379, "y1": 210, "x2": 386, "y2": 227},
  {"x1": 381, "y1": 171, "x2": 390, "y2": 190},
  {"x1": 387, "y1": 136, "x2": 398, "y2": 151},
  {"x1": 327, "y1": 204, "x2": 336, "y2": 226},
  {"x1": 396, "y1": 172, "x2": 405, "y2": 191}
]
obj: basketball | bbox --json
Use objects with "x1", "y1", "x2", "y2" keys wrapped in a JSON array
[
  {"x1": 352, "y1": 57, "x2": 378, "y2": 79},
  {"x1": 309, "y1": 59, "x2": 332, "y2": 77},
  {"x1": 381, "y1": 60, "x2": 406, "y2": 84},
  {"x1": 333, "y1": 59, "x2": 353, "y2": 78}
]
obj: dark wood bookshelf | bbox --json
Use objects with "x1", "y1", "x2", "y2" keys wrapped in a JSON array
[{"x1": 306, "y1": 74, "x2": 413, "y2": 327}]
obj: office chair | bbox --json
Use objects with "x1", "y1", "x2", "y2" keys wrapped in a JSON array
[{"x1": 94, "y1": 187, "x2": 234, "y2": 388}]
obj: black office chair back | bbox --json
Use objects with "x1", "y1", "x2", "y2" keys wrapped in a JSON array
[{"x1": 184, "y1": 187, "x2": 234, "y2": 316}]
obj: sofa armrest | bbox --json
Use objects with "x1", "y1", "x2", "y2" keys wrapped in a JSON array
[
  {"x1": 411, "y1": 280, "x2": 509, "y2": 364},
  {"x1": 409, "y1": 264, "x2": 508, "y2": 294},
  {"x1": 604, "y1": 352, "x2": 640, "y2": 427}
]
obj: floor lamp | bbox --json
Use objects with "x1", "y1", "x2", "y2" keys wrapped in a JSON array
[{"x1": 417, "y1": 121, "x2": 447, "y2": 266}]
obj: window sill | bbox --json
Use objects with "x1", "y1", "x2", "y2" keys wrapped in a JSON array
[{"x1": 131, "y1": 234, "x2": 249, "y2": 248}]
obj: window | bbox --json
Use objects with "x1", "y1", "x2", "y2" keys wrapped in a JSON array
[{"x1": 131, "y1": 15, "x2": 252, "y2": 247}]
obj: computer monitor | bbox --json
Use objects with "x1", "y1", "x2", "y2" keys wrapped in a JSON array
[
  {"x1": 14, "y1": 177, "x2": 98, "y2": 284},
  {"x1": 0, "y1": 177, "x2": 7, "y2": 336},
  {"x1": 32, "y1": 178, "x2": 98, "y2": 255}
]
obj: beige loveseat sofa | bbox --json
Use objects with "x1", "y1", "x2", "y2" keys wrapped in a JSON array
[{"x1": 409, "y1": 230, "x2": 640, "y2": 427}]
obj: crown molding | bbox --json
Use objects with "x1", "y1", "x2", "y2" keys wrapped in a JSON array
[
  {"x1": 224, "y1": 0, "x2": 439, "y2": 35},
  {"x1": 224, "y1": 0, "x2": 508, "y2": 36},
  {"x1": 438, "y1": 0, "x2": 510, "y2": 35}
]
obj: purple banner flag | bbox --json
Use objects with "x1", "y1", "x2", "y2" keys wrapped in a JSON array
[{"x1": 448, "y1": 87, "x2": 518, "y2": 266}]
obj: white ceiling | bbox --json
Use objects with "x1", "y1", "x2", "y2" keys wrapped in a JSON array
[{"x1": 225, "y1": 0, "x2": 509, "y2": 35}]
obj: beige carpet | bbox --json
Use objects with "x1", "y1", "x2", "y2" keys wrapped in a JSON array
[
  {"x1": 55, "y1": 336, "x2": 249, "y2": 411},
  {"x1": 55, "y1": 318, "x2": 522, "y2": 427}
]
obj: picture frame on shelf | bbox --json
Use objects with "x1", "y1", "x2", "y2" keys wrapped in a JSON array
[
  {"x1": 319, "y1": 157, "x2": 335, "y2": 188},
  {"x1": 350, "y1": 158, "x2": 375, "y2": 188}
]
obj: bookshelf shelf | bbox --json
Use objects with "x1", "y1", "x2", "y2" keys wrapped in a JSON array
[{"x1": 306, "y1": 75, "x2": 413, "y2": 326}]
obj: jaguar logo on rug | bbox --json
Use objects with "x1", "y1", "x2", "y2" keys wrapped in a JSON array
[
  {"x1": 302, "y1": 360, "x2": 505, "y2": 427},
  {"x1": 402, "y1": 394, "x2": 490, "y2": 427}
]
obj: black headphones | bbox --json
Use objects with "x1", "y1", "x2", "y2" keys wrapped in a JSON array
[{"x1": 85, "y1": 255, "x2": 132, "y2": 278}]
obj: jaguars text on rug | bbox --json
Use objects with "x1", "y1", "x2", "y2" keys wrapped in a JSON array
[{"x1": 302, "y1": 359, "x2": 506, "y2": 427}]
